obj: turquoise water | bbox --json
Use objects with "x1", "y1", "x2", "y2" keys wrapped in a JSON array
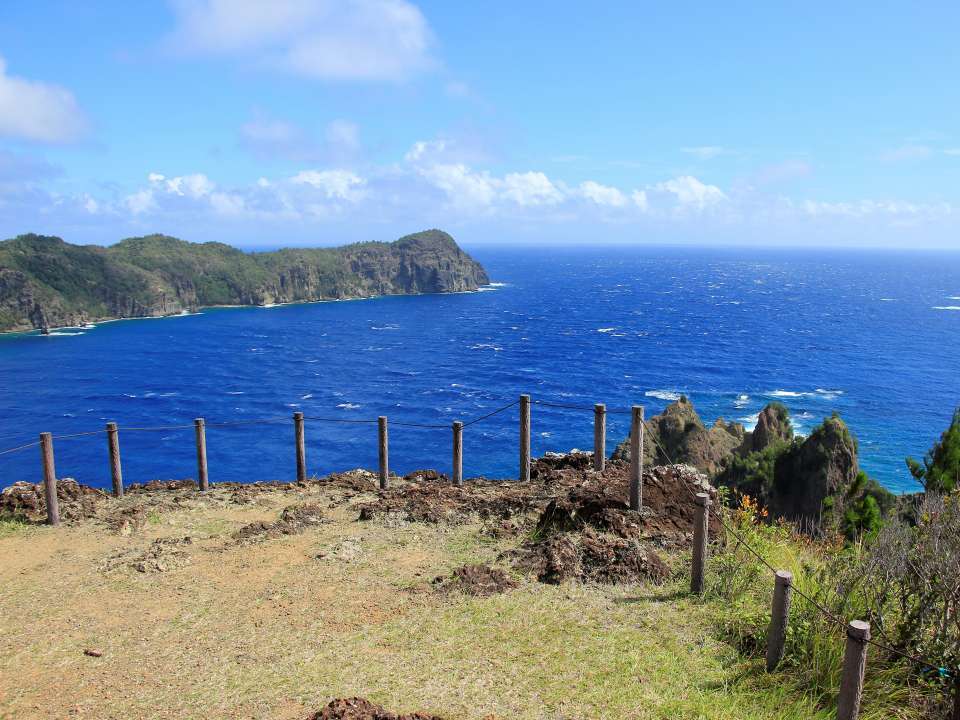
[{"x1": 1, "y1": 245, "x2": 959, "y2": 493}]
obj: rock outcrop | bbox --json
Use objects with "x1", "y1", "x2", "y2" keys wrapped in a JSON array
[
  {"x1": 612, "y1": 396, "x2": 745, "y2": 476},
  {"x1": 749, "y1": 402, "x2": 793, "y2": 452},
  {"x1": 0, "y1": 229, "x2": 489, "y2": 332},
  {"x1": 771, "y1": 415, "x2": 859, "y2": 521}
]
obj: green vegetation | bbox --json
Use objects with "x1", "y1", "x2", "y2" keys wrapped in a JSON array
[
  {"x1": 907, "y1": 408, "x2": 960, "y2": 493},
  {"x1": 0, "y1": 229, "x2": 488, "y2": 332}
]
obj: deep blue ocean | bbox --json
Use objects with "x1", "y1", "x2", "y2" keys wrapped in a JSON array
[{"x1": 2, "y1": 246, "x2": 959, "y2": 494}]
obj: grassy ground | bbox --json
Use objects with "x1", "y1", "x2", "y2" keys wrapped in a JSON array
[{"x1": 0, "y1": 483, "x2": 836, "y2": 720}]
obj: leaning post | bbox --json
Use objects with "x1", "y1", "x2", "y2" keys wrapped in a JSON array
[
  {"x1": 690, "y1": 492, "x2": 710, "y2": 594},
  {"x1": 39, "y1": 432, "x2": 60, "y2": 526},
  {"x1": 765, "y1": 570, "x2": 794, "y2": 671},
  {"x1": 106, "y1": 422, "x2": 123, "y2": 498},
  {"x1": 593, "y1": 403, "x2": 606, "y2": 471},
  {"x1": 293, "y1": 412, "x2": 306, "y2": 482},
  {"x1": 378, "y1": 416, "x2": 389, "y2": 490},
  {"x1": 519, "y1": 394, "x2": 531, "y2": 481},
  {"x1": 629, "y1": 405, "x2": 644, "y2": 510},
  {"x1": 194, "y1": 418, "x2": 209, "y2": 491},
  {"x1": 837, "y1": 620, "x2": 871, "y2": 720},
  {"x1": 452, "y1": 421, "x2": 463, "y2": 486}
]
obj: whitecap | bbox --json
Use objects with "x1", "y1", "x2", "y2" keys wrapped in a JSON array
[
  {"x1": 470, "y1": 343, "x2": 503, "y2": 351},
  {"x1": 733, "y1": 394, "x2": 750, "y2": 408},
  {"x1": 46, "y1": 331, "x2": 85, "y2": 336},
  {"x1": 815, "y1": 388, "x2": 843, "y2": 396},
  {"x1": 226, "y1": 391, "x2": 244, "y2": 395},
  {"x1": 597, "y1": 327, "x2": 616, "y2": 333},
  {"x1": 879, "y1": 298, "x2": 895, "y2": 302},
  {"x1": 337, "y1": 403, "x2": 361, "y2": 410},
  {"x1": 738, "y1": 412, "x2": 760, "y2": 431},
  {"x1": 933, "y1": 306, "x2": 960, "y2": 311},
  {"x1": 769, "y1": 390, "x2": 807, "y2": 398},
  {"x1": 487, "y1": 282, "x2": 508, "y2": 287},
  {"x1": 646, "y1": 390, "x2": 682, "y2": 401},
  {"x1": 371, "y1": 324, "x2": 400, "y2": 331},
  {"x1": 301, "y1": 393, "x2": 313, "y2": 399},
  {"x1": 285, "y1": 403, "x2": 300, "y2": 408}
]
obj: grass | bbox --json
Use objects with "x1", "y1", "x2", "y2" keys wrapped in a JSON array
[{"x1": 0, "y1": 485, "x2": 917, "y2": 719}]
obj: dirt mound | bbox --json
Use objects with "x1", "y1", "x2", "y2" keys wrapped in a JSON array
[
  {"x1": 358, "y1": 480, "x2": 537, "y2": 526},
  {"x1": 511, "y1": 528, "x2": 669, "y2": 584},
  {"x1": 529, "y1": 451, "x2": 593, "y2": 478},
  {"x1": 1, "y1": 478, "x2": 109, "y2": 521},
  {"x1": 403, "y1": 469, "x2": 449, "y2": 482},
  {"x1": 310, "y1": 697, "x2": 443, "y2": 720},
  {"x1": 433, "y1": 564, "x2": 519, "y2": 596},
  {"x1": 234, "y1": 502, "x2": 326, "y2": 542}
]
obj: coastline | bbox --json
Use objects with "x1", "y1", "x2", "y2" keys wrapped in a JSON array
[{"x1": 0, "y1": 283, "x2": 504, "y2": 338}]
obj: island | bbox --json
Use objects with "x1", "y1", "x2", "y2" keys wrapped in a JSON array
[{"x1": 0, "y1": 229, "x2": 490, "y2": 333}]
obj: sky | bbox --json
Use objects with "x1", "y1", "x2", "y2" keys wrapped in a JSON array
[{"x1": 1, "y1": 0, "x2": 959, "y2": 248}]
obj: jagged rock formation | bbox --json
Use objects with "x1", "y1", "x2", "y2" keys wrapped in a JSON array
[
  {"x1": 771, "y1": 415, "x2": 859, "y2": 521},
  {"x1": 0, "y1": 229, "x2": 489, "y2": 332},
  {"x1": 748, "y1": 402, "x2": 793, "y2": 452},
  {"x1": 611, "y1": 396, "x2": 745, "y2": 476}
]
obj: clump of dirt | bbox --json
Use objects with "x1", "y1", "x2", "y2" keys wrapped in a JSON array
[
  {"x1": 233, "y1": 502, "x2": 326, "y2": 542},
  {"x1": 510, "y1": 528, "x2": 669, "y2": 585},
  {"x1": 316, "y1": 536, "x2": 363, "y2": 562},
  {"x1": 310, "y1": 697, "x2": 443, "y2": 720},
  {"x1": 433, "y1": 563, "x2": 519, "y2": 597},
  {"x1": 100, "y1": 536, "x2": 194, "y2": 574},
  {"x1": 0, "y1": 478, "x2": 109, "y2": 522},
  {"x1": 403, "y1": 469, "x2": 449, "y2": 482},
  {"x1": 107, "y1": 505, "x2": 149, "y2": 536},
  {"x1": 529, "y1": 451, "x2": 594, "y2": 479},
  {"x1": 127, "y1": 479, "x2": 198, "y2": 492}
]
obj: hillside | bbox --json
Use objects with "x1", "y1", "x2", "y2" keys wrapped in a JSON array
[{"x1": 0, "y1": 229, "x2": 489, "y2": 332}]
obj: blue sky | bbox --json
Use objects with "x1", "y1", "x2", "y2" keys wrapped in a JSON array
[{"x1": 1, "y1": 1, "x2": 959, "y2": 247}]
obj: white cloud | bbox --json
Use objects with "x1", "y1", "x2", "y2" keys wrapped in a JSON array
[
  {"x1": 125, "y1": 189, "x2": 156, "y2": 215},
  {"x1": 579, "y1": 180, "x2": 627, "y2": 207},
  {"x1": 291, "y1": 169, "x2": 365, "y2": 200},
  {"x1": 502, "y1": 172, "x2": 563, "y2": 206},
  {"x1": 152, "y1": 172, "x2": 215, "y2": 198},
  {"x1": 0, "y1": 56, "x2": 87, "y2": 143},
  {"x1": 416, "y1": 163, "x2": 497, "y2": 208},
  {"x1": 168, "y1": 0, "x2": 434, "y2": 81},
  {"x1": 652, "y1": 175, "x2": 727, "y2": 211},
  {"x1": 681, "y1": 146, "x2": 733, "y2": 160},
  {"x1": 632, "y1": 190, "x2": 649, "y2": 212}
]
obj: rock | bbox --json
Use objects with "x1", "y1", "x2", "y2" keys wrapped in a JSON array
[
  {"x1": 750, "y1": 402, "x2": 793, "y2": 452},
  {"x1": 83, "y1": 648, "x2": 103, "y2": 658},
  {"x1": 612, "y1": 397, "x2": 744, "y2": 476},
  {"x1": 402, "y1": 469, "x2": 448, "y2": 482},
  {"x1": 0, "y1": 477, "x2": 108, "y2": 521},
  {"x1": 771, "y1": 415, "x2": 858, "y2": 522},
  {"x1": 233, "y1": 502, "x2": 326, "y2": 542}
]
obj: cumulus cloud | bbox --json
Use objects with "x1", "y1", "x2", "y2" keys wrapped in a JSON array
[
  {"x1": 502, "y1": 172, "x2": 563, "y2": 206},
  {"x1": 167, "y1": 0, "x2": 435, "y2": 81},
  {"x1": 290, "y1": 169, "x2": 365, "y2": 200},
  {"x1": 0, "y1": 57, "x2": 87, "y2": 143},
  {"x1": 579, "y1": 180, "x2": 627, "y2": 207},
  {"x1": 652, "y1": 175, "x2": 726, "y2": 211}
]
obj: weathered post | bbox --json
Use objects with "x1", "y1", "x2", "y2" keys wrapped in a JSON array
[
  {"x1": 519, "y1": 394, "x2": 531, "y2": 482},
  {"x1": 765, "y1": 570, "x2": 794, "y2": 671},
  {"x1": 106, "y1": 422, "x2": 123, "y2": 498},
  {"x1": 691, "y1": 492, "x2": 710, "y2": 594},
  {"x1": 593, "y1": 403, "x2": 606, "y2": 472},
  {"x1": 378, "y1": 416, "x2": 389, "y2": 490},
  {"x1": 837, "y1": 620, "x2": 871, "y2": 720},
  {"x1": 629, "y1": 405, "x2": 644, "y2": 510},
  {"x1": 194, "y1": 418, "x2": 209, "y2": 491},
  {"x1": 452, "y1": 421, "x2": 463, "y2": 486},
  {"x1": 39, "y1": 432, "x2": 60, "y2": 526},
  {"x1": 293, "y1": 411, "x2": 306, "y2": 482}
]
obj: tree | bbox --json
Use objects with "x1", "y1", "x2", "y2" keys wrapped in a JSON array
[{"x1": 907, "y1": 408, "x2": 960, "y2": 493}]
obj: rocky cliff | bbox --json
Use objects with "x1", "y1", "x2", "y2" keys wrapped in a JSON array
[{"x1": 0, "y1": 229, "x2": 489, "y2": 332}]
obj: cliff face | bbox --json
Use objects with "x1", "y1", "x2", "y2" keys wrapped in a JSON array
[{"x1": 0, "y1": 229, "x2": 489, "y2": 332}]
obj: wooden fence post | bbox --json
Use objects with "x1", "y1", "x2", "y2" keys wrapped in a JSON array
[
  {"x1": 293, "y1": 412, "x2": 306, "y2": 482},
  {"x1": 378, "y1": 416, "x2": 389, "y2": 490},
  {"x1": 593, "y1": 403, "x2": 606, "y2": 472},
  {"x1": 630, "y1": 405, "x2": 644, "y2": 510},
  {"x1": 837, "y1": 620, "x2": 870, "y2": 720},
  {"x1": 691, "y1": 492, "x2": 710, "y2": 594},
  {"x1": 519, "y1": 394, "x2": 531, "y2": 482},
  {"x1": 39, "y1": 432, "x2": 60, "y2": 526},
  {"x1": 194, "y1": 418, "x2": 209, "y2": 491},
  {"x1": 452, "y1": 421, "x2": 463, "y2": 486},
  {"x1": 106, "y1": 422, "x2": 123, "y2": 498},
  {"x1": 765, "y1": 570, "x2": 794, "y2": 671}
]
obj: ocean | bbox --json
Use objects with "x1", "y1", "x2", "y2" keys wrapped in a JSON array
[{"x1": 1, "y1": 245, "x2": 958, "y2": 494}]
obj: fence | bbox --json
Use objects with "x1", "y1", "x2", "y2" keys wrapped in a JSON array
[{"x1": 0, "y1": 393, "x2": 955, "y2": 719}]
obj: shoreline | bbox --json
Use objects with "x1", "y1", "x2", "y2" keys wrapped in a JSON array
[{"x1": 0, "y1": 283, "x2": 504, "y2": 338}]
